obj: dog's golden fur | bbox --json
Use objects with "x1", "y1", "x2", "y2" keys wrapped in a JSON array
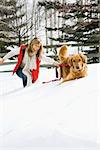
[
  {"x1": 59, "y1": 45, "x2": 69, "y2": 62},
  {"x1": 59, "y1": 45, "x2": 88, "y2": 83},
  {"x1": 58, "y1": 45, "x2": 69, "y2": 79}
]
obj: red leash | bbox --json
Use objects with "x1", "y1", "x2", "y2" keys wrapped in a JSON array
[
  {"x1": 42, "y1": 63, "x2": 70, "y2": 84},
  {"x1": 59, "y1": 63, "x2": 70, "y2": 67},
  {"x1": 42, "y1": 78, "x2": 61, "y2": 84}
]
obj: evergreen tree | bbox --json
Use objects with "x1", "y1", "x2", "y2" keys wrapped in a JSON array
[
  {"x1": 0, "y1": 0, "x2": 28, "y2": 56},
  {"x1": 38, "y1": 0, "x2": 100, "y2": 63}
]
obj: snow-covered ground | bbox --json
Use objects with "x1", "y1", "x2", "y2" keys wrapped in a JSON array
[{"x1": 0, "y1": 63, "x2": 100, "y2": 150}]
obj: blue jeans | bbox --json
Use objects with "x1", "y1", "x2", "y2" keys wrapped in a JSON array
[{"x1": 16, "y1": 67, "x2": 27, "y2": 87}]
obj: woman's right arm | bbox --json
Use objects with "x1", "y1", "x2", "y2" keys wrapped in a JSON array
[
  {"x1": 0, "y1": 49, "x2": 19, "y2": 64},
  {"x1": 1, "y1": 48, "x2": 19, "y2": 63}
]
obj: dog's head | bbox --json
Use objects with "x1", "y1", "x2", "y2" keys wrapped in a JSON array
[{"x1": 70, "y1": 53, "x2": 87, "y2": 72}]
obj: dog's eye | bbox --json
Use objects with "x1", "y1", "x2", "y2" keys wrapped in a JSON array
[
  {"x1": 73, "y1": 60, "x2": 75, "y2": 62},
  {"x1": 79, "y1": 59, "x2": 81, "y2": 62}
]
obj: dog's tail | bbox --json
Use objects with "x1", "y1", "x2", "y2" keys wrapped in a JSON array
[{"x1": 59, "y1": 45, "x2": 68, "y2": 62}]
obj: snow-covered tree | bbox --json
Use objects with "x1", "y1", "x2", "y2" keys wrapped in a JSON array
[
  {"x1": 37, "y1": 0, "x2": 100, "y2": 63},
  {"x1": 0, "y1": 0, "x2": 29, "y2": 55}
]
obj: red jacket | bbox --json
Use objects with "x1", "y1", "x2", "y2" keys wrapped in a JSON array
[{"x1": 13, "y1": 44, "x2": 41, "y2": 83}]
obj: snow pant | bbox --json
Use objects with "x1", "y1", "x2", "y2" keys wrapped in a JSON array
[{"x1": 16, "y1": 67, "x2": 27, "y2": 87}]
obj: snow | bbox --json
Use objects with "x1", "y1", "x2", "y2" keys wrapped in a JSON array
[{"x1": 0, "y1": 63, "x2": 100, "y2": 150}]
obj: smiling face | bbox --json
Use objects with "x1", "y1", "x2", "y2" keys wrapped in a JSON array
[
  {"x1": 71, "y1": 54, "x2": 84, "y2": 72},
  {"x1": 27, "y1": 38, "x2": 42, "y2": 57},
  {"x1": 29, "y1": 44, "x2": 41, "y2": 57},
  {"x1": 33, "y1": 44, "x2": 41, "y2": 52}
]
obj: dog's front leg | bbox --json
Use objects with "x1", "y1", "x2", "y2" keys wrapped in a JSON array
[{"x1": 61, "y1": 73, "x2": 74, "y2": 84}]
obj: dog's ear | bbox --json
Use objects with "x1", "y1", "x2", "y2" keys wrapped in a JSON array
[{"x1": 79, "y1": 53, "x2": 87, "y2": 63}]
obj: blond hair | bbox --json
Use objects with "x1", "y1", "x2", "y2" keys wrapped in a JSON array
[{"x1": 27, "y1": 38, "x2": 43, "y2": 57}]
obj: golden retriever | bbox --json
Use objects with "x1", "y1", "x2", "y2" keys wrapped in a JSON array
[{"x1": 59, "y1": 45, "x2": 88, "y2": 83}]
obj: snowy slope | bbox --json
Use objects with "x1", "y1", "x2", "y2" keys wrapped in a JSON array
[{"x1": 0, "y1": 63, "x2": 100, "y2": 150}]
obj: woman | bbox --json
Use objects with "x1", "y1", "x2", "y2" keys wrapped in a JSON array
[{"x1": 0, "y1": 38, "x2": 59, "y2": 87}]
